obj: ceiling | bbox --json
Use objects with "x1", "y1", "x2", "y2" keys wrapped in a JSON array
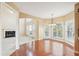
[{"x1": 15, "y1": 2, "x2": 76, "y2": 19}]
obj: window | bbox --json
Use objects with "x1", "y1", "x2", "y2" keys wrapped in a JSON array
[
  {"x1": 26, "y1": 18, "x2": 33, "y2": 36},
  {"x1": 53, "y1": 24, "x2": 64, "y2": 39},
  {"x1": 26, "y1": 18, "x2": 36, "y2": 39},
  {"x1": 44, "y1": 25, "x2": 50, "y2": 39},
  {"x1": 43, "y1": 24, "x2": 52, "y2": 39},
  {"x1": 65, "y1": 20, "x2": 74, "y2": 44},
  {"x1": 27, "y1": 25, "x2": 33, "y2": 35}
]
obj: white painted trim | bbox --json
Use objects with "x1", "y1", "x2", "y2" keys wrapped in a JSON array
[{"x1": 0, "y1": 25, "x2": 2, "y2": 56}]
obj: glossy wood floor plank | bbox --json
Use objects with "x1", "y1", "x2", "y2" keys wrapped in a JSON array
[{"x1": 10, "y1": 39, "x2": 79, "y2": 56}]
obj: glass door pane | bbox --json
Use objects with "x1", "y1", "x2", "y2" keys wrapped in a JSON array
[
  {"x1": 26, "y1": 18, "x2": 36, "y2": 40},
  {"x1": 65, "y1": 20, "x2": 75, "y2": 45},
  {"x1": 53, "y1": 24, "x2": 64, "y2": 40}
]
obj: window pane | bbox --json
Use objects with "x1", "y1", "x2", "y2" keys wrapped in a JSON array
[{"x1": 53, "y1": 24, "x2": 64, "y2": 39}]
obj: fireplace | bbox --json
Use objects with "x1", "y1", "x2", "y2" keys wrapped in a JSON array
[{"x1": 5, "y1": 31, "x2": 16, "y2": 38}]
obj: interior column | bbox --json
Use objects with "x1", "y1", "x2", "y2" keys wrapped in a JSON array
[{"x1": 75, "y1": 3, "x2": 79, "y2": 56}]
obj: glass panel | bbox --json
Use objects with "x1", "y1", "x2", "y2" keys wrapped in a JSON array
[
  {"x1": 44, "y1": 25, "x2": 50, "y2": 39},
  {"x1": 19, "y1": 18, "x2": 26, "y2": 36},
  {"x1": 53, "y1": 24, "x2": 64, "y2": 39},
  {"x1": 65, "y1": 20, "x2": 74, "y2": 45},
  {"x1": 26, "y1": 18, "x2": 36, "y2": 40}
]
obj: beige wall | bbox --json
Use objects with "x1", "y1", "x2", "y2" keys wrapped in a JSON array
[
  {"x1": 19, "y1": 12, "x2": 51, "y2": 24},
  {"x1": 53, "y1": 11, "x2": 74, "y2": 24},
  {"x1": 6, "y1": 2, "x2": 19, "y2": 11},
  {"x1": 19, "y1": 12, "x2": 51, "y2": 40},
  {"x1": 19, "y1": 10, "x2": 74, "y2": 40}
]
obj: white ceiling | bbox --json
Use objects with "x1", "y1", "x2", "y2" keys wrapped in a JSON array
[{"x1": 15, "y1": 2, "x2": 76, "y2": 18}]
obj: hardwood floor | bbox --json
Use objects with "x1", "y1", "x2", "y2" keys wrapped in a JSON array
[{"x1": 10, "y1": 39, "x2": 79, "y2": 56}]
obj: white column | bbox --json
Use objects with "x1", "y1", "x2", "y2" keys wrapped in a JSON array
[
  {"x1": 0, "y1": 25, "x2": 2, "y2": 56},
  {"x1": 0, "y1": 3, "x2": 2, "y2": 56},
  {"x1": 16, "y1": 17, "x2": 20, "y2": 49}
]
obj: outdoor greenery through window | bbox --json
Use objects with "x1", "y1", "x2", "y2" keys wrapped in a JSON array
[{"x1": 53, "y1": 24, "x2": 64, "y2": 39}]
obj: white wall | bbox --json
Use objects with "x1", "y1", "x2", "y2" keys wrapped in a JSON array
[
  {"x1": 0, "y1": 3, "x2": 2, "y2": 56},
  {"x1": 0, "y1": 26, "x2": 2, "y2": 56},
  {"x1": 0, "y1": 3, "x2": 19, "y2": 56}
]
